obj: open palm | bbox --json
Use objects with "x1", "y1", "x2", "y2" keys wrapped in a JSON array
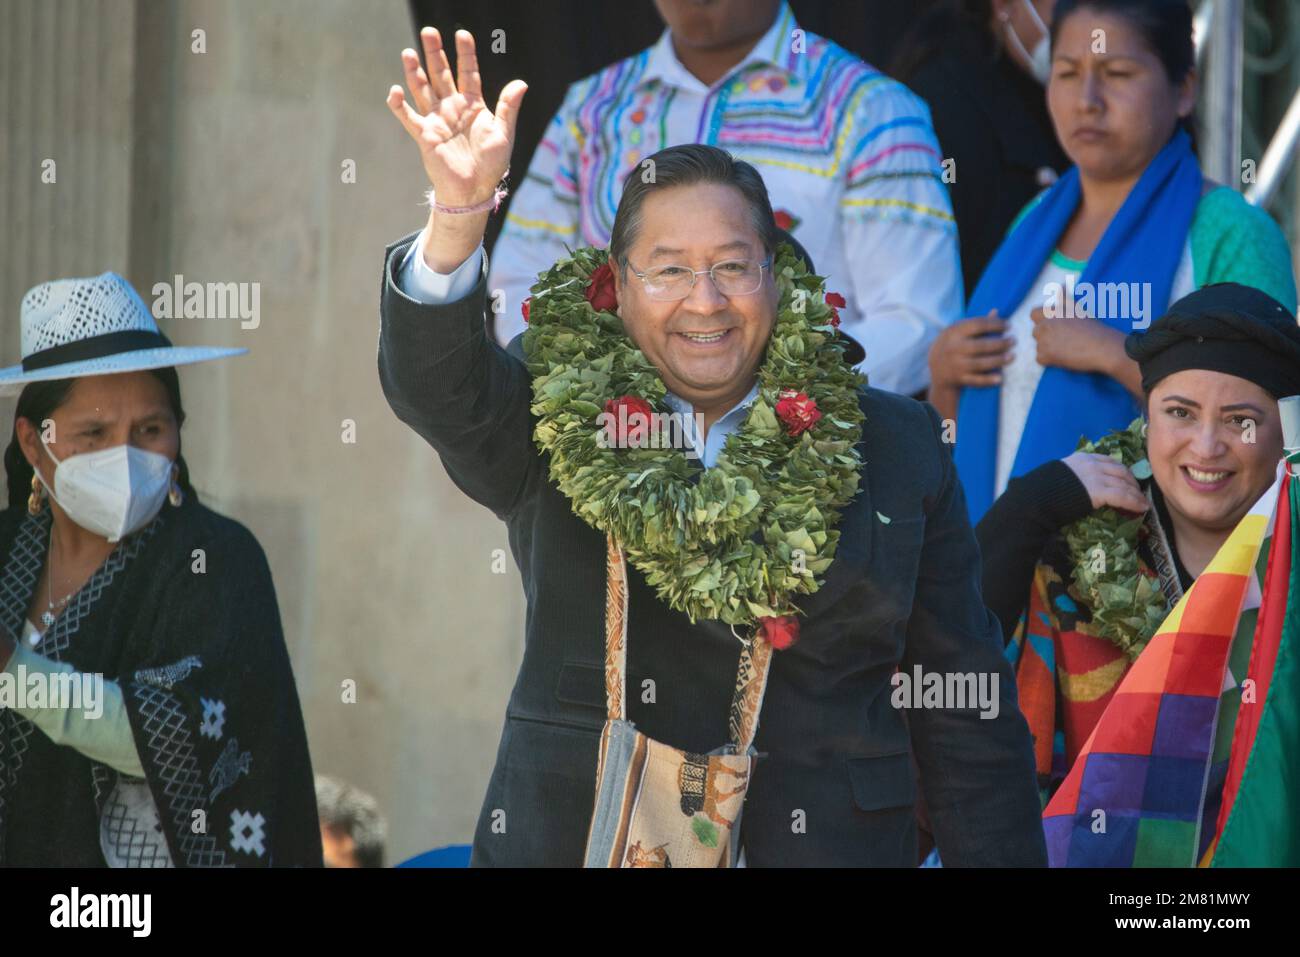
[{"x1": 386, "y1": 27, "x2": 526, "y2": 207}]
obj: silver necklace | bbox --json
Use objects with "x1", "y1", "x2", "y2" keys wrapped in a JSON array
[{"x1": 41, "y1": 528, "x2": 74, "y2": 629}]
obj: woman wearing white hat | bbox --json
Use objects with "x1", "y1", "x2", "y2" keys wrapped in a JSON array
[{"x1": 0, "y1": 272, "x2": 321, "y2": 866}]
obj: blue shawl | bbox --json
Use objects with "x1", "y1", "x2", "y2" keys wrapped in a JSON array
[{"x1": 955, "y1": 130, "x2": 1201, "y2": 522}]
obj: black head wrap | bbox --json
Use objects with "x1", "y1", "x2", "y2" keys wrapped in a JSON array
[{"x1": 1125, "y1": 283, "x2": 1300, "y2": 397}]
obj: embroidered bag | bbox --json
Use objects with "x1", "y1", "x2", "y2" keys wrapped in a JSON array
[{"x1": 583, "y1": 536, "x2": 774, "y2": 868}]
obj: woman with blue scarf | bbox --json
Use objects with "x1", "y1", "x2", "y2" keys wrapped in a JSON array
[{"x1": 927, "y1": 0, "x2": 1296, "y2": 523}]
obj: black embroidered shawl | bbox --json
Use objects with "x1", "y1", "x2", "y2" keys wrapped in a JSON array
[{"x1": 0, "y1": 499, "x2": 322, "y2": 866}]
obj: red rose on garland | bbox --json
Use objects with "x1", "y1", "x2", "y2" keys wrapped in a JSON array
[
  {"x1": 760, "y1": 615, "x2": 800, "y2": 650},
  {"x1": 585, "y1": 262, "x2": 619, "y2": 312},
  {"x1": 603, "y1": 395, "x2": 655, "y2": 448},
  {"x1": 824, "y1": 291, "x2": 845, "y2": 329},
  {"x1": 775, "y1": 389, "x2": 821, "y2": 437},
  {"x1": 521, "y1": 296, "x2": 531, "y2": 324},
  {"x1": 773, "y1": 209, "x2": 796, "y2": 232}
]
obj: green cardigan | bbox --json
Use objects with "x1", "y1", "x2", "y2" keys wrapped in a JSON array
[{"x1": 1008, "y1": 184, "x2": 1298, "y2": 311}]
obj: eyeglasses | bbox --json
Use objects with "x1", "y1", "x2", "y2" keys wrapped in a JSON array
[{"x1": 626, "y1": 258, "x2": 772, "y2": 301}]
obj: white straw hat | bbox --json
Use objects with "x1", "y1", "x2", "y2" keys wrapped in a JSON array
[{"x1": 0, "y1": 271, "x2": 246, "y2": 397}]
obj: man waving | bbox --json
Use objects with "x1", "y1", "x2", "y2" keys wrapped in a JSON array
[{"x1": 380, "y1": 27, "x2": 1044, "y2": 868}]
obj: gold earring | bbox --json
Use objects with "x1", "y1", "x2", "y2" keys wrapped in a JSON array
[
  {"x1": 168, "y1": 465, "x2": 184, "y2": 507},
  {"x1": 27, "y1": 473, "x2": 44, "y2": 516}
]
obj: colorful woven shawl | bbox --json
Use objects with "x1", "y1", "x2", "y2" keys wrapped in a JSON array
[{"x1": 1006, "y1": 546, "x2": 1133, "y2": 792}]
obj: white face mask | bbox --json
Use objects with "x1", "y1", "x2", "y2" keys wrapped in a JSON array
[
  {"x1": 1005, "y1": 0, "x2": 1052, "y2": 85},
  {"x1": 39, "y1": 439, "x2": 173, "y2": 542}
]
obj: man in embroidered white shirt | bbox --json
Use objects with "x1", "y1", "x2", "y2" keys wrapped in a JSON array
[{"x1": 483, "y1": 0, "x2": 962, "y2": 397}]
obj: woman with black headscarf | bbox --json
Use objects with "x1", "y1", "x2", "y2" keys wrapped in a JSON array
[
  {"x1": 976, "y1": 281, "x2": 1300, "y2": 863},
  {"x1": 0, "y1": 272, "x2": 321, "y2": 866}
]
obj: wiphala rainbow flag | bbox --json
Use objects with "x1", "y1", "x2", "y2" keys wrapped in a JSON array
[{"x1": 1042, "y1": 458, "x2": 1300, "y2": 866}]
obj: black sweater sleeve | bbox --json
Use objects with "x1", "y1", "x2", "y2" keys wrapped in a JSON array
[{"x1": 975, "y1": 460, "x2": 1093, "y2": 643}]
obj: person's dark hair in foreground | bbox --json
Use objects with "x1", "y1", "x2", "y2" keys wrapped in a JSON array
[{"x1": 317, "y1": 775, "x2": 387, "y2": 868}]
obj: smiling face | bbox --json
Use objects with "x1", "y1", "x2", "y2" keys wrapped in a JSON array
[
  {"x1": 1146, "y1": 370, "x2": 1282, "y2": 535},
  {"x1": 1047, "y1": 7, "x2": 1195, "y2": 182},
  {"x1": 611, "y1": 182, "x2": 778, "y2": 415}
]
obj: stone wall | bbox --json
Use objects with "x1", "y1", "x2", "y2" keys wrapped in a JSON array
[{"x1": 1, "y1": 0, "x2": 524, "y2": 863}]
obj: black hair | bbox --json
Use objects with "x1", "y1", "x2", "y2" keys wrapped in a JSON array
[
  {"x1": 607, "y1": 144, "x2": 779, "y2": 273},
  {"x1": 4, "y1": 367, "x2": 197, "y2": 511},
  {"x1": 1050, "y1": 0, "x2": 1197, "y2": 142},
  {"x1": 316, "y1": 775, "x2": 387, "y2": 868}
]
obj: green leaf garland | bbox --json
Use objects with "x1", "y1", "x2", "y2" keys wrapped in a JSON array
[
  {"x1": 1062, "y1": 418, "x2": 1168, "y2": 660},
  {"x1": 522, "y1": 243, "x2": 866, "y2": 626}
]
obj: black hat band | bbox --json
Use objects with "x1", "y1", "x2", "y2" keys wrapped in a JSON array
[{"x1": 22, "y1": 330, "x2": 174, "y2": 373}]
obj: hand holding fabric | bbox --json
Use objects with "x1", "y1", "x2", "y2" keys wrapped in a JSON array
[
  {"x1": 926, "y1": 310, "x2": 1013, "y2": 419},
  {"x1": 1029, "y1": 302, "x2": 1126, "y2": 374}
]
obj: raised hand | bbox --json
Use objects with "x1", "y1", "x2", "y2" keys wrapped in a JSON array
[
  {"x1": 1062, "y1": 451, "x2": 1149, "y2": 514},
  {"x1": 387, "y1": 27, "x2": 527, "y2": 207}
]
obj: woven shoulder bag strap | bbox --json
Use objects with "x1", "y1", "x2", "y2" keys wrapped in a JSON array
[
  {"x1": 603, "y1": 535, "x2": 774, "y2": 752},
  {"x1": 1143, "y1": 485, "x2": 1185, "y2": 611}
]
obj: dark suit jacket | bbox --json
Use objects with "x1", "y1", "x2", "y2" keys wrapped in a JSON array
[{"x1": 378, "y1": 233, "x2": 1047, "y2": 867}]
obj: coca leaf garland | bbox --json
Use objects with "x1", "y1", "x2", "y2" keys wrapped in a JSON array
[
  {"x1": 522, "y1": 243, "x2": 865, "y2": 626},
  {"x1": 1063, "y1": 417, "x2": 1168, "y2": 660}
]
